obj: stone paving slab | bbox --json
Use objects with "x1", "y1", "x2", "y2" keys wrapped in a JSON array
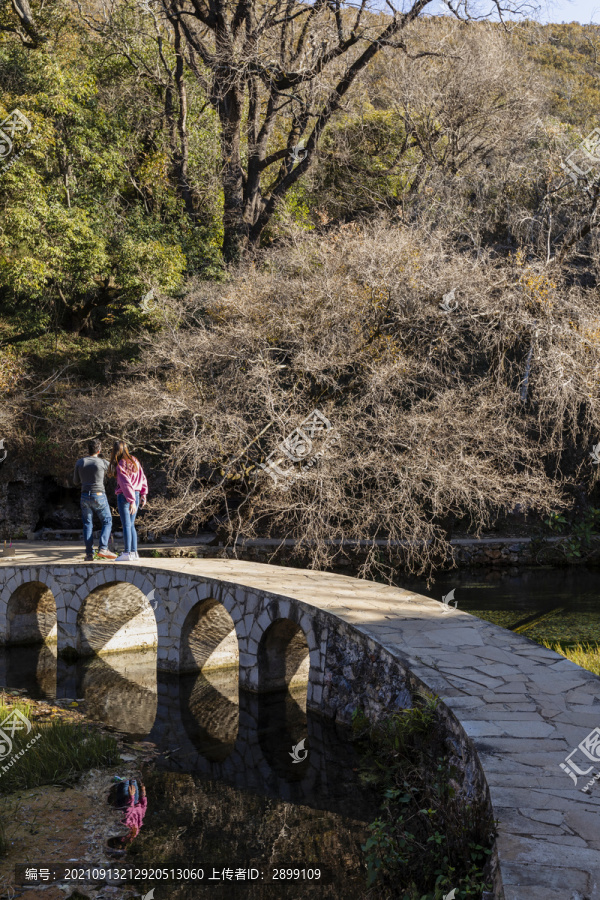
[{"x1": 2, "y1": 545, "x2": 600, "y2": 897}]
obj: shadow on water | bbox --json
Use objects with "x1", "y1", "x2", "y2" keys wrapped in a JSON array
[
  {"x1": 0, "y1": 645, "x2": 380, "y2": 898},
  {"x1": 257, "y1": 686, "x2": 309, "y2": 782},
  {"x1": 2, "y1": 642, "x2": 58, "y2": 698}
]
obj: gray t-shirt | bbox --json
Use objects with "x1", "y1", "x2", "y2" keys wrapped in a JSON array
[{"x1": 73, "y1": 456, "x2": 109, "y2": 493}]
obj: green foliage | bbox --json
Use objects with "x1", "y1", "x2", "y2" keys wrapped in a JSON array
[
  {"x1": 305, "y1": 109, "x2": 414, "y2": 222},
  {"x1": 544, "y1": 507, "x2": 600, "y2": 559},
  {"x1": 354, "y1": 698, "x2": 494, "y2": 898},
  {"x1": 0, "y1": 0, "x2": 221, "y2": 337}
]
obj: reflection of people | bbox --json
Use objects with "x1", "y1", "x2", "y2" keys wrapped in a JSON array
[
  {"x1": 108, "y1": 441, "x2": 148, "y2": 562},
  {"x1": 107, "y1": 778, "x2": 147, "y2": 853}
]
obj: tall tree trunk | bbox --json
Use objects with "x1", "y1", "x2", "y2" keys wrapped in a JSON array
[
  {"x1": 173, "y1": 24, "x2": 195, "y2": 219},
  {"x1": 220, "y1": 102, "x2": 246, "y2": 262}
]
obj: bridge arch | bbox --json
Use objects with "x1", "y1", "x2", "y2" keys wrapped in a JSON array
[
  {"x1": 180, "y1": 597, "x2": 238, "y2": 673},
  {"x1": 77, "y1": 580, "x2": 157, "y2": 656},
  {"x1": 7, "y1": 580, "x2": 57, "y2": 645},
  {"x1": 258, "y1": 618, "x2": 310, "y2": 693},
  {"x1": 0, "y1": 569, "x2": 64, "y2": 645},
  {"x1": 238, "y1": 597, "x2": 325, "y2": 699}
]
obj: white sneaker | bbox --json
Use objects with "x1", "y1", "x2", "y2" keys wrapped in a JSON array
[
  {"x1": 130, "y1": 551, "x2": 140, "y2": 561},
  {"x1": 115, "y1": 552, "x2": 131, "y2": 562}
]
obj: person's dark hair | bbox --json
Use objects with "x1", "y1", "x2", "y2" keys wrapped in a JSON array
[
  {"x1": 88, "y1": 439, "x2": 102, "y2": 456},
  {"x1": 108, "y1": 440, "x2": 139, "y2": 477},
  {"x1": 108, "y1": 783, "x2": 130, "y2": 809}
]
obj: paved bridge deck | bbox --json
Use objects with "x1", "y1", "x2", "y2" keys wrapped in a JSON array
[{"x1": 1, "y1": 546, "x2": 599, "y2": 899}]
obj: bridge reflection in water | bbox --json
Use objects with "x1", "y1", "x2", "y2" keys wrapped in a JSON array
[{"x1": 0, "y1": 644, "x2": 371, "y2": 817}]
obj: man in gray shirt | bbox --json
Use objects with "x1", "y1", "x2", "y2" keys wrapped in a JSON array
[{"x1": 73, "y1": 439, "x2": 117, "y2": 561}]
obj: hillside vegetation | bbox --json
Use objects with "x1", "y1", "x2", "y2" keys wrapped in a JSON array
[{"x1": 3, "y1": 4, "x2": 600, "y2": 576}]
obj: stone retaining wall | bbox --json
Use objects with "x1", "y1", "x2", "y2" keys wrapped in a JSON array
[{"x1": 135, "y1": 535, "x2": 568, "y2": 572}]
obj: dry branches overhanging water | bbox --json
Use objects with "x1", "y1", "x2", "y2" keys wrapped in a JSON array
[{"x1": 24, "y1": 218, "x2": 600, "y2": 579}]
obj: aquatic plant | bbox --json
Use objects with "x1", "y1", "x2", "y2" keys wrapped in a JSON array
[{"x1": 541, "y1": 507, "x2": 600, "y2": 562}]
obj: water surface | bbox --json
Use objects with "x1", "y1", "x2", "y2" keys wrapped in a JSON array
[
  {"x1": 400, "y1": 566, "x2": 600, "y2": 646},
  {"x1": 0, "y1": 646, "x2": 379, "y2": 898}
]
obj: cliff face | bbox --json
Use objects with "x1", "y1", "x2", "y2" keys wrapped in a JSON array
[
  {"x1": 0, "y1": 455, "x2": 47, "y2": 538},
  {"x1": 0, "y1": 455, "x2": 102, "y2": 539}
]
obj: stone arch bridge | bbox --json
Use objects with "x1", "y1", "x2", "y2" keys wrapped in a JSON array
[{"x1": 0, "y1": 554, "x2": 599, "y2": 899}]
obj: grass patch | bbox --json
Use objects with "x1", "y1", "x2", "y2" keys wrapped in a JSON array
[
  {"x1": 543, "y1": 641, "x2": 600, "y2": 676},
  {"x1": 353, "y1": 696, "x2": 495, "y2": 899},
  {"x1": 0, "y1": 699, "x2": 120, "y2": 795}
]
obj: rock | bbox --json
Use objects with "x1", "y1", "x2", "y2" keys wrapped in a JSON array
[{"x1": 485, "y1": 548, "x2": 502, "y2": 559}]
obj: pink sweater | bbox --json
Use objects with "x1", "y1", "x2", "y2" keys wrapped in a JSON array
[
  {"x1": 115, "y1": 458, "x2": 148, "y2": 504},
  {"x1": 123, "y1": 796, "x2": 147, "y2": 831}
]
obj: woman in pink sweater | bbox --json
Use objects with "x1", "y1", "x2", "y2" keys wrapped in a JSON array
[
  {"x1": 107, "y1": 779, "x2": 148, "y2": 856},
  {"x1": 108, "y1": 440, "x2": 148, "y2": 562}
]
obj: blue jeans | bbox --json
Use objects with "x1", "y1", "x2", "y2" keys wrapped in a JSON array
[
  {"x1": 117, "y1": 491, "x2": 140, "y2": 553},
  {"x1": 80, "y1": 492, "x2": 112, "y2": 554},
  {"x1": 123, "y1": 778, "x2": 139, "y2": 805},
  {"x1": 114, "y1": 778, "x2": 139, "y2": 805}
]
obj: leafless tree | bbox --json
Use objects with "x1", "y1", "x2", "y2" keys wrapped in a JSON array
[
  {"x1": 380, "y1": 23, "x2": 541, "y2": 175},
  {"x1": 306, "y1": 21, "x2": 543, "y2": 222},
  {"x1": 41, "y1": 216, "x2": 600, "y2": 579},
  {"x1": 153, "y1": 0, "x2": 539, "y2": 260}
]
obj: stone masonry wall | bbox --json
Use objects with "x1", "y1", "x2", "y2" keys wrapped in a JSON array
[
  {"x1": 315, "y1": 609, "x2": 499, "y2": 894},
  {"x1": 140, "y1": 536, "x2": 554, "y2": 573}
]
